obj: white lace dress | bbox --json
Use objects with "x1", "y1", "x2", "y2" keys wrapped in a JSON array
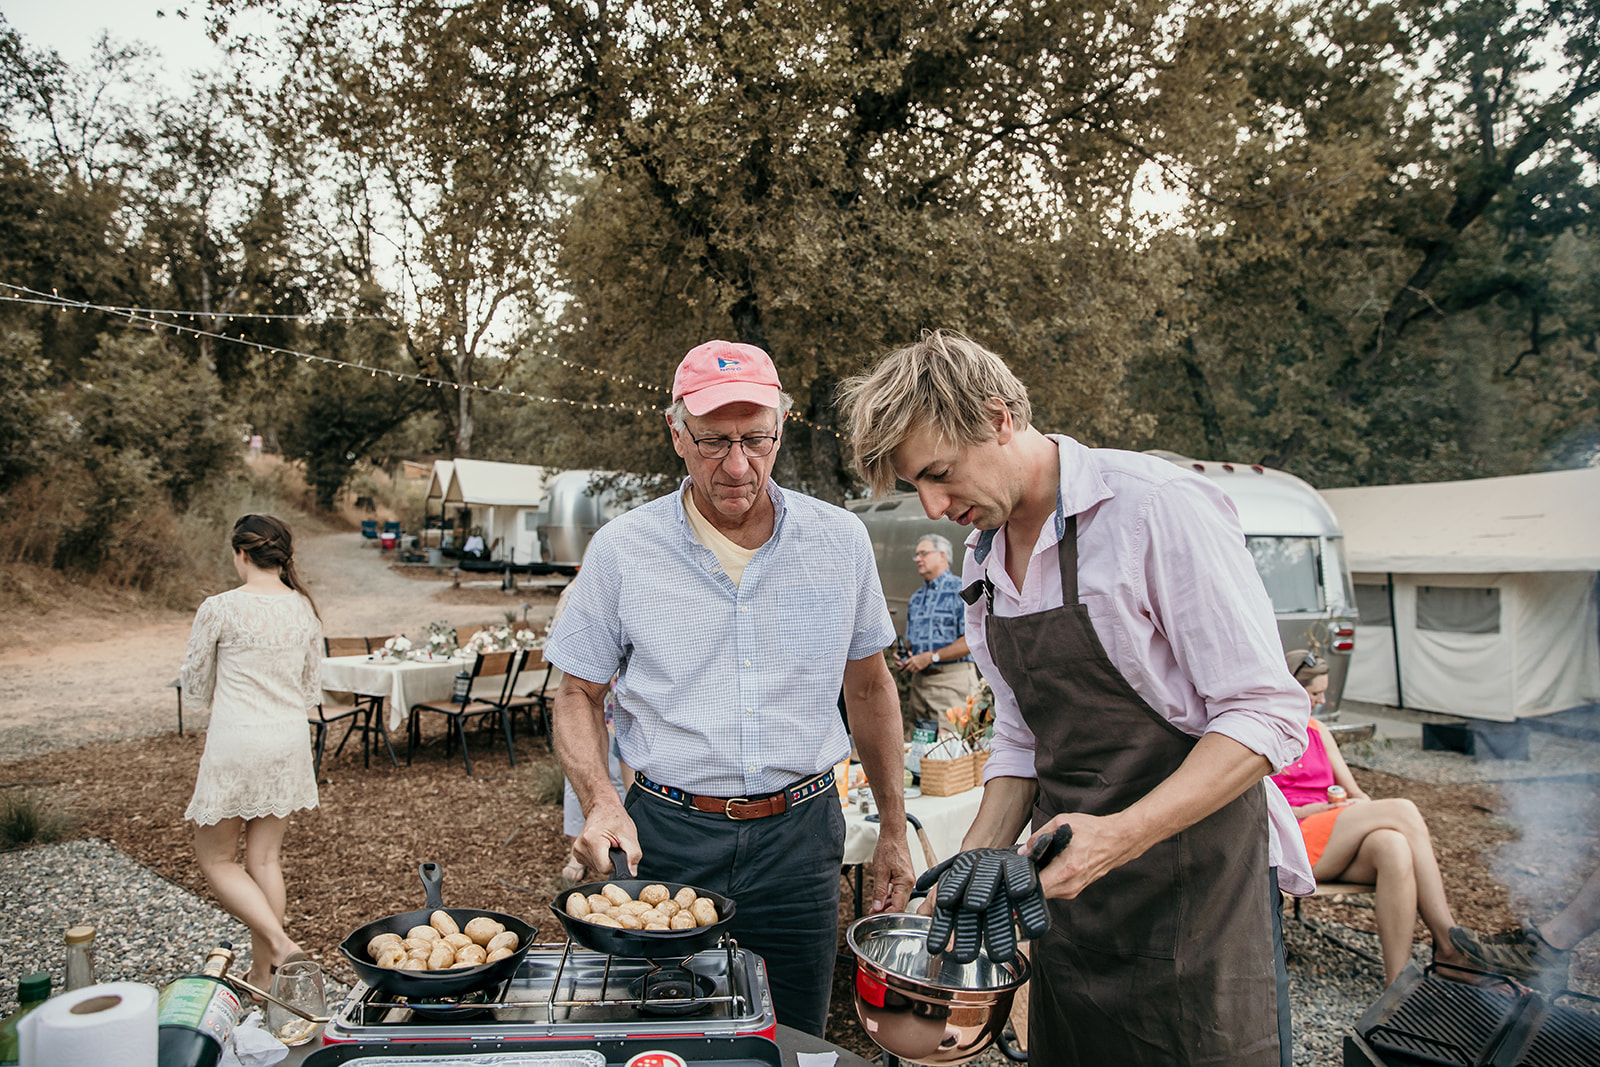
[{"x1": 182, "y1": 588, "x2": 323, "y2": 824}]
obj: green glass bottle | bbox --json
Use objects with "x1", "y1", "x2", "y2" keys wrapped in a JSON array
[
  {"x1": 0, "y1": 972, "x2": 52, "y2": 1066},
  {"x1": 156, "y1": 945, "x2": 242, "y2": 1067}
]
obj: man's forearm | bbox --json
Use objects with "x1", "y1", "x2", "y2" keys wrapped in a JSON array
[
  {"x1": 552, "y1": 675, "x2": 623, "y2": 817},
  {"x1": 1111, "y1": 732, "x2": 1272, "y2": 858},
  {"x1": 961, "y1": 775, "x2": 1037, "y2": 851}
]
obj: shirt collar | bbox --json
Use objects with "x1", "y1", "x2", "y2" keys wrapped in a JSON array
[{"x1": 970, "y1": 434, "x2": 1110, "y2": 565}]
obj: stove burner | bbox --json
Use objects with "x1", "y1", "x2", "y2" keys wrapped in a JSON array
[
  {"x1": 628, "y1": 966, "x2": 717, "y2": 1017},
  {"x1": 389, "y1": 980, "x2": 507, "y2": 1021}
]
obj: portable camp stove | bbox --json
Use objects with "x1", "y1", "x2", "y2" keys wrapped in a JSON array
[{"x1": 313, "y1": 939, "x2": 780, "y2": 1065}]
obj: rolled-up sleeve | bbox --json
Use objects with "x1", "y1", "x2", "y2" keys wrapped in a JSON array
[
  {"x1": 545, "y1": 532, "x2": 627, "y2": 686},
  {"x1": 1138, "y1": 478, "x2": 1310, "y2": 771}
]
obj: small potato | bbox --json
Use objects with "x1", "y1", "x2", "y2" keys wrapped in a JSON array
[
  {"x1": 444, "y1": 932, "x2": 474, "y2": 951},
  {"x1": 367, "y1": 932, "x2": 404, "y2": 957},
  {"x1": 374, "y1": 945, "x2": 407, "y2": 969},
  {"x1": 639, "y1": 884, "x2": 670, "y2": 905},
  {"x1": 486, "y1": 930, "x2": 519, "y2": 954},
  {"x1": 617, "y1": 901, "x2": 653, "y2": 917},
  {"x1": 584, "y1": 913, "x2": 623, "y2": 927},
  {"x1": 406, "y1": 945, "x2": 434, "y2": 961},
  {"x1": 601, "y1": 883, "x2": 632, "y2": 907},
  {"x1": 656, "y1": 900, "x2": 680, "y2": 918},
  {"x1": 669, "y1": 912, "x2": 697, "y2": 930},
  {"x1": 614, "y1": 912, "x2": 645, "y2": 929},
  {"x1": 691, "y1": 898, "x2": 719, "y2": 926},
  {"x1": 407, "y1": 925, "x2": 440, "y2": 942},
  {"x1": 455, "y1": 943, "x2": 487, "y2": 966},
  {"x1": 638, "y1": 909, "x2": 670, "y2": 926},
  {"x1": 404, "y1": 936, "x2": 435, "y2": 951},
  {"x1": 586, "y1": 894, "x2": 614, "y2": 914},
  {"x1": 644, "y1": 921, "x2": 670, "y2": 931},
  {"x1": 485, "y1": 946, "x2": 515, "y2": 963},
  {"x1": 430, "y1": 910, "x2": 461, "y2": 937},
  {"x1": 674, "y1": 887, "x2": 697, "y2": 909},
  {"x1": 564, "y1": 893, "x2": 591, "y2": 918},
  {"x1": 400, "y1": 957, "x2": 427, "y2": 971},
  {"x1": 427, "y1": 942, "x2": 456, "y2": 970},
  {"x1": 464, "y1": 916, "x2": 505, "y2": 946}
]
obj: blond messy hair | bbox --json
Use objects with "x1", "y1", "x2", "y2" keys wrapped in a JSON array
[{"x1": 837, "y1": 330, "x2": 1032, "y2": 496}]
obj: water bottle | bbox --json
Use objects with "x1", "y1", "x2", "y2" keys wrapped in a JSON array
[{"x1": 64, "y1": 925, "x2": 97, "y2": 992}]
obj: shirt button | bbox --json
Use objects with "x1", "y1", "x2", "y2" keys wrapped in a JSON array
[
  {"x1": 740, "y1": 606, "x2": 749, "y2": 613},
  {"x1": 748, "y1": 765, "x2": 756, "y2": 772},
  {"x1": 743, "y1": 659, "x2": 751, "y2": 667},
  {"x1": 746, "y1": 709, "x2": 753, "y2": 715}
]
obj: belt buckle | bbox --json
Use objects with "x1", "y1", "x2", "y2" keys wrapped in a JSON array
[{"x1": 723, "y1": 797, "x2": 752, "y2": 820}]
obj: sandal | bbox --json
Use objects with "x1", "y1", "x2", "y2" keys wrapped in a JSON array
[{"x1": 1452, "y1": 922, "x2": 1572, "y2": 988}]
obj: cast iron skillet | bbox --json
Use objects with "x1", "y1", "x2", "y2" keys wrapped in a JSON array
[
  {"x1": 339, "y1": 862, "x2": 540, "y2": 999},
  {"x1": 549, "y1": 847, "x2": 737, "y2": 958}
]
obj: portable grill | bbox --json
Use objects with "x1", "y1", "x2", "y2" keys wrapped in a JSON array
[
  {"x1": 307, "y1": 939, "x2": 780, "y2": 1065},
  {"x1": 1343, "y1": 961, "x2": 1600, "y2": 1067}
]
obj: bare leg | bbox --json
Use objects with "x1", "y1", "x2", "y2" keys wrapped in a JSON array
[
  {"x1": 195, "y1": 817, "x2": 302, "y2": 989},
  {"x1": 1325, "y1": 827, "x2": 1416, "y2": 984},
  {"x1": 1313, "y1": 798, "x2": 1467, "y2": 983},
  {"x1": 1542, "y1": 864, "x2": 1600, "y2": 950}
]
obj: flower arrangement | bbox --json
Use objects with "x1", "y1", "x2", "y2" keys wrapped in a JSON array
[
  {"x1": 461, "y1": 624, "x2": 545, "y2": 655},
  {"x1": 943, "y1": 679, "x2": 996, "y2": 750},
  {"x1": 422, "y1": 620, "x2": 457, "y2": 659},
  {"x1": 382, "y1": 636, "x2": 413, "y2": 660}
]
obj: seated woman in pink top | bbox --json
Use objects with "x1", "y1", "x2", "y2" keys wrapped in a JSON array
[{"x1": 1274, "y1": 649, "x2": 1493, "y2": 986}]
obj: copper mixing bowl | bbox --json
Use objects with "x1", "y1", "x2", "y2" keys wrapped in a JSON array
[{"x1": 846, "y1": 913, "x2": 1030, "y2": 1066}]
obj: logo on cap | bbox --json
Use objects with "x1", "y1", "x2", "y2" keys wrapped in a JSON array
[{"x1": 716, "y1": 358, "x2": 741, "y2": 371}]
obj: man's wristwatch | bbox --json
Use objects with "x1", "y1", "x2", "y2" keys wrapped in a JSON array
[{"x1": 931, "y1": 652, "x2": 941, "y2": 663}]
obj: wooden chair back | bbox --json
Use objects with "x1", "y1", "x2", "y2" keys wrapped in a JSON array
[{"x1": 325, "y1": 636, "x2": 370, "y2": 657}]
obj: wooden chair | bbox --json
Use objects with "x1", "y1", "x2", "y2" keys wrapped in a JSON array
[
  {"x1": 498, "y1": 647, "x2": 555, "y2": 750},
  {"x1": 311, "y1": 636, "x2": 393, "y2": 778},
  {"x1": 406, "y1": 650, "x2": 518, "y2": 775}
]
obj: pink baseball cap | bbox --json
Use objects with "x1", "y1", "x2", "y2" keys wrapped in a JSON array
[{"x1": 672, "y1": 340, "x2": 783, "y2": 416}]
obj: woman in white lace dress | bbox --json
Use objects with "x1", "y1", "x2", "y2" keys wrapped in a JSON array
[{"x1": 181, "y1": 514, "x2": 322, "y2": 991}]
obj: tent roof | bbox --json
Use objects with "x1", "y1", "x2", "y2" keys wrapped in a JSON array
[
  {"x1": 424, "y1": 460, "x2": 453, "y2": 503},
  {"x1": 1321, "y1": 467, "x2": 1600, "y2": 573},
  {"x1": 441, "y1": 458, "x2": 550, "y2": 507}
]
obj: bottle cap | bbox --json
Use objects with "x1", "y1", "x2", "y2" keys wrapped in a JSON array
[
  {"x1": 18, "y1": 972, "x2": 51, "y2": 1001},
  {"x1": 65, "y1": 925, "x2": 96, "y2": 944}
]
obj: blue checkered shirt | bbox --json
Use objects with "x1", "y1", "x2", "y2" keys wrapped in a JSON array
[
  {"x1": 907, "y1": 569, "x2": 969, "y2": 661},
  {"x1": 545, "y1": 479, "x2": 895, "y2": 796}
]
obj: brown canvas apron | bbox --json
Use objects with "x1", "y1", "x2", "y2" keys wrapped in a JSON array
[{"x1": 969, "y1": 513, "x2": 1279, "y2": 1066}]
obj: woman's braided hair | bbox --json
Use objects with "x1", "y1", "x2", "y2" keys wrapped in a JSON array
[{"x1": 231, "y1": 514, "x2": 320, "y2": 620}]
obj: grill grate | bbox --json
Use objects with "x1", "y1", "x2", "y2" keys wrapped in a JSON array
[{"x1": 1518, "y1": 994, "x2": 1600, "y2": 1067}]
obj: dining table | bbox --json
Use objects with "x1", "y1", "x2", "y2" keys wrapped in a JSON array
[
  {"x1": 319, "y1": 654, "x2": 466, "y2": 733},
  {"x1": 839, "y1": 783, "x2": 989, "y2": 915}
]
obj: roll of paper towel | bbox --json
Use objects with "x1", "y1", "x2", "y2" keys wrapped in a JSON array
[{"x1": 18, "y1": 981, "x2": 159, "y2": 1067}]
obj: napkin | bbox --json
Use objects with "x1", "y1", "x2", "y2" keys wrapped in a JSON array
[
  {"x1": 796, "y1": 1054, "x2": 838, "y2": 1067},
  {"x1": 219, "y1": 1009, "x2": 289, "y2": 1067}
]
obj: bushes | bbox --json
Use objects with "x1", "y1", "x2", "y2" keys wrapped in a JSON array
[{"x1": 0, "y1": 790, "x2": 78, "y2": 851}]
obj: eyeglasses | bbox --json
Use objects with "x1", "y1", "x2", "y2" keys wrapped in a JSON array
[
  {"x1": 913, "y1": 550, "x2": 942, "y2": 559},
  {"x1": 685, "y1": 430, "x2": 779, "y2": 460}
]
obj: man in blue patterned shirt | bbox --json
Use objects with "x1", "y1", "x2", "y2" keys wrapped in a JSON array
[
  {"x1": 546, "y1": 340, "x2": 914, "y2": 1037},
  {"x1": 898, "y1": 533, "x2": 978, "y2": 724}
]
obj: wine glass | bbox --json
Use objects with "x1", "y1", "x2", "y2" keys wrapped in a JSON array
[{"x1": 266, "y1": 959, "x2": 325, "y2": 1046}]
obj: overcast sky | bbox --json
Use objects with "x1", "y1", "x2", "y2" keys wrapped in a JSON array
[{"x1": 3, "y1": 1, "x2": 226, "y2": 85}]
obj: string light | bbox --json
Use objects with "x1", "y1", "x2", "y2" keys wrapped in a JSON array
[{"x1": 1, "y1": 282, "x2": 849, "y2": 438}]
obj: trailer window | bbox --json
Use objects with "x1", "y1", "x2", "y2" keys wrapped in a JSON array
[{"x1": 1244, "y1": 536, "x2": 1324, "y2": 614}]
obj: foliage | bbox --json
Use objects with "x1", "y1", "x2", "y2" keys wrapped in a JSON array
[
  {"x1": 0, "y1": 790, "x2": 78, "y2": 851},
  {"x1": 0, "y1": 327, "x2": 60, "y2": 491}
]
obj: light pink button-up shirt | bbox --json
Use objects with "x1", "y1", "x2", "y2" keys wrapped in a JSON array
[{"x1": 967, "y1": 436, "x2": 1315, "y2": 895}]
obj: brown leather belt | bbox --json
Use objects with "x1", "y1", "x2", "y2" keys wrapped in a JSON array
[{"x1": 633, "y1": 768, "x2": 836, "y2": 820}]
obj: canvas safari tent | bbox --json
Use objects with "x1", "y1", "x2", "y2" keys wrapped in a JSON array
[
  {"x1": 1321, "y1": 468, "x2": 1600, "y2": 722},
  {"x1": 430, "y1": 458, "x2": 551, "y2": 566}
]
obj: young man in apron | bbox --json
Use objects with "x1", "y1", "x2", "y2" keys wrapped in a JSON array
[{"x1": 840, "y1": 331, "x2": 1313, "y2": 1066}]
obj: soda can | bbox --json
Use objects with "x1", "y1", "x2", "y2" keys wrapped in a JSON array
[{"x1": 1327, "y1": 785, "x2": 1347, "y2": 804}]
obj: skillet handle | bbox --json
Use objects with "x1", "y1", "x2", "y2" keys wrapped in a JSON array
[
  {"x1": 419, "y1": 862, "x2": 444, "y2": 909},
  {"x1": 608, "y1": 846, "x2": 634, "y2": 878}
]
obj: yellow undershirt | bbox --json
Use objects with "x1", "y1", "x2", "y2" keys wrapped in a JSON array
[{"x1": 682, "y1": 485, "x2": 759, "y2": 587}]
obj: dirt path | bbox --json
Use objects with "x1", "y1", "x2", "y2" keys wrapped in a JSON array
[{"x1": 0, "y1": 534, "x2": 562, "y2": 762}]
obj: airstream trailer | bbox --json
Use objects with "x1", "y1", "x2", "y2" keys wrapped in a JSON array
[
  {"x1": 533, "y1": 469, "x2": 633, "y2": 573},
  {"x1": 850, "y1": 452, "x2": 1358, "y2": 712}
]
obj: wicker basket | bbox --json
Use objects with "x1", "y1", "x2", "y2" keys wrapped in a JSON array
[
  {"x1": 971, "y1": 748, "x2": 990, "y2": 785},
  {"x1": 921, "y1": 751, "x2": 977, "y2": 796}
]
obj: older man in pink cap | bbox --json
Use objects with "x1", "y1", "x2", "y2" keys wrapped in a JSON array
[{"x1": 546, "y1": 340, "x2": 914, "y2": 1036}]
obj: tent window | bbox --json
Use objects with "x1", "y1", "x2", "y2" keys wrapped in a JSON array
[
  {"x1": 1244, "y1": 536, "x2": 1323, "y2": 614},
  {"x1": 524, "y1": 512, "x2": 538, "y2": 531},
  {"x1": 1354, "y1": 583, "x2": 1392, "y2": 627},
  {"x1": 1416, "y1": 586, "x2": 1500, "y2": 634}
]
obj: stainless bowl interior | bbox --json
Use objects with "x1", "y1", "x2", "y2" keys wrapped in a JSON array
[{"x1": 846, "y1": 913, "x2": 1028, "y2": 993}]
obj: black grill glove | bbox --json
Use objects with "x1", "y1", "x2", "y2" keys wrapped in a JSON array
[{"x1": 915, "y1": 825, "x2": 1072, "y2": 964}]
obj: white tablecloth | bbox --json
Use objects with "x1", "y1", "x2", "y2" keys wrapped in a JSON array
[
  {"x1": 841, "y1": 785, "x2": 987, "y2": 874},
  {"x1": 320, "y1": 655, "x2": 464, "y2": 731}
]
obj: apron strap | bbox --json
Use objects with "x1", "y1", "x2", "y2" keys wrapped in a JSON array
[{"x1": 1058, "y1": 511, "x2": 1079, "y2": 603}]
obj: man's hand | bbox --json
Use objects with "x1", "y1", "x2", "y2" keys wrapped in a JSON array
[
  {"x1": 868, "y1": 827, "x2": 915, "y2": 914},
  {"x1": 575, "y1": 809, "x2": 641, "y2": 877},
  {"x1": 1029, "y1": 813, "x2": 1143, "y2": 900}
]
